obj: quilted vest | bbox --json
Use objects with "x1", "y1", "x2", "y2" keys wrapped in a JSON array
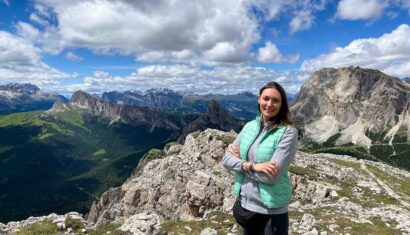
[{"x1": 233, "y1": 116, "x2": 292, "y2": 208}]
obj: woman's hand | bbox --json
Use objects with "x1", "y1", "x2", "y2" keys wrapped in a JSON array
[
  {"x1": 253, "y1": 162, "x2": 279, "y2": 178},
  {"x1": 227, "y1": 144, "x2": 240, "y2": 158}
]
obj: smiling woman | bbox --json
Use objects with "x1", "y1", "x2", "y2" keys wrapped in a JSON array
[{"x1": 223, "y1": 82, "x2": 298, "y2": 235}]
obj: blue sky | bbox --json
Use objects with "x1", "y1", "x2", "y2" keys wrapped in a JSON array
[{"x1": 0, "y1": 0, "x2": 409, "y2": 96}]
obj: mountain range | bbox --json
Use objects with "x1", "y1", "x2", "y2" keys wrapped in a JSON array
[
  {"x1": 101, "y1": 89, "x2": 261, "y2": 120},
  {"x1": 0, "y1": 83, "x2": 67, "y2": 115}
]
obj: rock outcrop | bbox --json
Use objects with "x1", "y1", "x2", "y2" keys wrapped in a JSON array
[
  {"x1": 0, "y1": 212, "x2": 86, "y2": 234},
  {"x1": 1, "y1": 129, "x2": 409, "y2": 234},
  {"x1": 291, "y1": 67, "x2": 410, "y2": 148},
  {"x1": 85, "y1": 129, "x2": 410, "y2": 235}
]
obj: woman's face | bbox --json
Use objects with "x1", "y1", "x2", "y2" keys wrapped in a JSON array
[{"x1": 258, "y1": 87, "x2": 282, "y2": 122}]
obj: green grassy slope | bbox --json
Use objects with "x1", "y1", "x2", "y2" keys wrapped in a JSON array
[{"x1": 0, "y1": 108, "x2": 175, "y2": 222}]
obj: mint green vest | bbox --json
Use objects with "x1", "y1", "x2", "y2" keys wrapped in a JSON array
[{"x1": 233, "y1": 117, "x2": 292, "y2": 208}]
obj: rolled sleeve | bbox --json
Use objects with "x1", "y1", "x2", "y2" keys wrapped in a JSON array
[{"x1": 222, "y1": 132, "x2": 245, "y2": 173}]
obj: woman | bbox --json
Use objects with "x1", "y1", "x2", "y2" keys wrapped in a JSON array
[{"x1": 223, "y1": 82, "x2": 298, "y2": 235}]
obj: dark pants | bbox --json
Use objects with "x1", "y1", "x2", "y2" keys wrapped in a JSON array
[
  {"x1": 242, "y1": 212, "x2": 289, "y2": 235},
  {"x1": 233, "y1": 200, "x2": 288, "y2": 235}
]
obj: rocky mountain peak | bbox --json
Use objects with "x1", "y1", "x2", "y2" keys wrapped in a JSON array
[
  {"x1": 178, "y1": 100, "x2": 242, "y2": 143},
  {"x1": 49, "y1": 99, "x2": 68, "y2": 113},
  {"x1": 291, "y1": 67, "x2": 410, "y2": 147},
  {"x1": 71, "y1": 90, "x2": 101, "y2": 106}
]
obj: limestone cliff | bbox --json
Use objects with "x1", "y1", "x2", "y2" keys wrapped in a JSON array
[{"x1": 291, "y1": 67, "x2": 410, "y2": 148}]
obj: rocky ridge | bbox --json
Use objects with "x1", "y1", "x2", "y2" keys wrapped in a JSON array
[
  {"x1": 291, "y1": 67, "x2": 410, "y2": 148},
  {"x1": 70, "y1": 90, "x2": 187, "y2": 131},
  {"x1": 1, "y1": 129, "x2": 409, "y2": 234},
  {"x1": 69, "y1": 90, "x2": 242, "y2": 141}
]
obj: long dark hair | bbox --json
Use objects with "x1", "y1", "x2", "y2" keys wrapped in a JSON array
[{"x1": 258, "y1": 82, "x2": 295, "y2": 129}]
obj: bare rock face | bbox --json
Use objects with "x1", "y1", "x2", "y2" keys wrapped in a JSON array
[
  {"x1": 49, "y1": 99, "x2": 69, "y2": 112},
  {"x1": 87, "y1": 129, "x2": 238, "y2": 227},
  {"x1": 291, "y1": 67, "x2": 410, "y2": 147},
  {"x1": 119, "y1": 212, "x2": 162, "y2": 235}
]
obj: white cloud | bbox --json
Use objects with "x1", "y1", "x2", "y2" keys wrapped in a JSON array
[
  {"x1": 25, "y1": 0, "x2": 259, "y2": 64},
  {"x1": 203, "y1": 42, "x2": 249, "y2": 63},
  {"x1": 20, "y1": 0, "x2": 332, "y2": 64},
  {"x1": 0, "y1": 31, "x2": 74, "y2": 88},
  {"x1": 300, "y1": 24, "x2": 410, "y2": 78},
  {"x1": 257, "y1": 41, "x2": 299, "y2": 64},
  {"x1": 336, "y1": 0, "x2": 389, "y2": 20},
  {"x1": 384, "y1": 61, "x2": 410, "y2": 77},
  {"x1": 15, "y1": 22, "x2": 40, "y2": 42},
  {"x1": 1, "y1": 0, "x2": 9, "y2": 6},
  {"x1": 63, "y1": 64, "x2": 303, "y2": 95},
  {"x1": 65, "y1": 52, "x2": 83, "y2": 62},
  {"x1": 30, "y1": 13, "x2": 50, "y2": 26},
  {"x1": 290, "y1": 11, "x2": 315, "y2": 33},
  {"x1": 252, "y1": 0, "x2": 329, "y2": 33}
]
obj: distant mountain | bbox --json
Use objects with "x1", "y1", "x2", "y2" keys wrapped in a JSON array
[
  {"x1": 102, "y1": 88, "x2": 182, "y2": 109},
  {"x1": 403, "y1": 77, "x2": 410, "y2": 84},
  {"x1": 0, "y1": 83, "x2": 67, "y2": 115},
  {"x1": 291, "y1": 66, "x2": 410, "y2": 169},
  {"x1": 72, "y1": 90, "x2": 187, "y2": 132},
  {"x1": 101, "y1": 89, "x2": 259, "y2": 120}
]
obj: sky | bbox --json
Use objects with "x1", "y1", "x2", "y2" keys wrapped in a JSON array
[{"x1": 0, "y1": 0, "x2": 409, "y2": 96}]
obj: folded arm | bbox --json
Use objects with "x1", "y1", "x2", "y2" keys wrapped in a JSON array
[{"x1": 245, "y1": 128, "x2": 298, "y2": 184}]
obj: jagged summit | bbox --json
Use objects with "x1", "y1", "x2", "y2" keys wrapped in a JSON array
[
  {"x1": 178, "y1": 100, "x2": 242, "y2": 143},
  {"x1": 291, "y1": 67, "x2": 410, "y2": 147},
  {"x1": 48, "y1": 99, "x2": 68, "y2": 113}
]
